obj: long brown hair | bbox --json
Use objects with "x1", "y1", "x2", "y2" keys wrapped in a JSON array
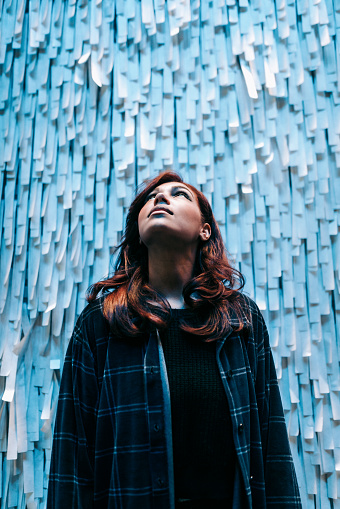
[{"x1": 87, "y1": 171, "x2": 248, "y2": 341}]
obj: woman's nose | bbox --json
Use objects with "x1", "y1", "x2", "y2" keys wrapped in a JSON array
[{"x1": 154, "y1": 192, "x2": 170, "y2": 205}]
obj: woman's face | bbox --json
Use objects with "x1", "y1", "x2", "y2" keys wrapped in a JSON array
[{"x1": 138, "y1": 181, "x2": 211, "y2": 250}]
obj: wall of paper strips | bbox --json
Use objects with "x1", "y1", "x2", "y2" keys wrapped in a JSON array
[{"x1": 0, "y1": 0, "x2": 339, "y2": 507}]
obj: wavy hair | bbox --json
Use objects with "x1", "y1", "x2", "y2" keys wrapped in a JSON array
[{"x1": 87, "y1": 171, "x2": 247, "y2": 341}]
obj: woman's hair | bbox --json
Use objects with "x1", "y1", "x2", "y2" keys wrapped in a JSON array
[{"x1": 87, "y1": 171, "x2": 247, "y2": 341}]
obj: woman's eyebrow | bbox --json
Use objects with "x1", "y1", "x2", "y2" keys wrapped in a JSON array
[
  {"x1": 171, "y1": 185, "x2": 194, "y2": 198},
  {"x1": 149, "y1": 185, "x2": 194, "y2": 197}
]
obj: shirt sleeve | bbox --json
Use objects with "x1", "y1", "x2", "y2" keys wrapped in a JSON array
[
  {"x1": 253, "y1": 306, "x2": 302, "y2": 508},
  {"x1": 47, "y1": 313, "x2": 99, "y2": 509}
]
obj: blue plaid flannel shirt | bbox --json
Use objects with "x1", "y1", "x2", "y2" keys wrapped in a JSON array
[{"x1": 47, "y1": 295, "x2": 302, "y2": 508}]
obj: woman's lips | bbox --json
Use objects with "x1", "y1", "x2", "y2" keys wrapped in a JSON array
[{"x1": 148, "y1": 208, "x2": 173, "y2": 217}]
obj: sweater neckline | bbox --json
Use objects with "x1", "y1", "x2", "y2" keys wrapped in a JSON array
[
  {"x1": 170, "y1": 307, "x2": 197, "y2": 318},
  {"x1": 171, "y1": 307, "x2": 195, "y2": 312}
]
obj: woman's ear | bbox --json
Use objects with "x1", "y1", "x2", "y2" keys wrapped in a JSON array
[{"x1": 200, "y1": 223, "x2": 211, "y2": 241}]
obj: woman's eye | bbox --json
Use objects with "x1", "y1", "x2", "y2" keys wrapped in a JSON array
[
  {"x1": 175, "y1": 191, "x2": 190, "y2": 199},
  {"x1": 145, "y1": 190, "x2": 190, "y2": 202},
  {"x1": 145, "y1": 194, "x2": 155, "y2": 202}
]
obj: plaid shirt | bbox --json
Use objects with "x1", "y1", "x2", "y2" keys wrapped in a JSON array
[{"x1": 47, "y1": 295, "x2": 301, "y2": 509}]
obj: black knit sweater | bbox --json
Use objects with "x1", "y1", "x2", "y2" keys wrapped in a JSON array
[{"x1": 160, "y1": 308, "x2": 236, "y2": 501}]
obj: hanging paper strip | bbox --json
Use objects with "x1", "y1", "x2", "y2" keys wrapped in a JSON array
[{"x1": 0, "y1": 0, "x2": 339, "y2": 507}]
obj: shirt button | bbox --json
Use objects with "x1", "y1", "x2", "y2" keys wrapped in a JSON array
[
  {"x1": 150, "y1": 367, "x2": 154, "y2": 374},
  {"x1": 157, "y1": 478, "x2": 164, "y2": 487},
  {"x1": 250, "y1": 475, "x2": 254, "y2": 481},
  {"x1": 153, "y1": 424, "x2": 160, "y2": 432},
  {"x1": 238, "y1": 423, "x2": 244, "y2": 433},
  {"x1": 226, "y1": 370, "x2": 233, "y2": 379}
]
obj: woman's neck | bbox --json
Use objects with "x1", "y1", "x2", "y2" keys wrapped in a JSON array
[{"x1": 147, "y1": 247, "x2": 195, "y2": 307}]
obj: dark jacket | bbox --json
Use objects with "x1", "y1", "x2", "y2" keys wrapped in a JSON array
[{"x1": 47, "y1": 295, "x2": 302, "y2": 508}]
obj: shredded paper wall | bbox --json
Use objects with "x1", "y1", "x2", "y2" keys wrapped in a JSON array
[{"x1": 0, "y1": 0, "x2": 340, "y2": 507}]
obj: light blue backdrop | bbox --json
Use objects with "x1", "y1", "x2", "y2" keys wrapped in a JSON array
[{"x1": 0, "y1": 0, "x2": 339, "y2": 507}]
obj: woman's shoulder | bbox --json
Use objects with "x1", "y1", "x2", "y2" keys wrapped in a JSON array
[
  {"x1": 233, "y1": 291, "x2": 266, "y2": 329},
  {"x1": 72, "y1": 296, "x2": 110, "y2": 350},
  {"x1": 75, "y1": 296, "x2": 105, "y2": 326}
]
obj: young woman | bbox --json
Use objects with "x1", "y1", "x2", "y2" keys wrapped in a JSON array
[{"x1": 47, "y1": 171, "x2": 302, "y2": 509}]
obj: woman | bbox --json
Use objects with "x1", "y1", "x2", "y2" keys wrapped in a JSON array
[{"x1": 47, "y1": 171, "x2": 301, "y2": 509}]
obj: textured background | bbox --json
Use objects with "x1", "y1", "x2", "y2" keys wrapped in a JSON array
[{"x1": 0, "y1": 0, "x2": 340, "y2": 507}]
